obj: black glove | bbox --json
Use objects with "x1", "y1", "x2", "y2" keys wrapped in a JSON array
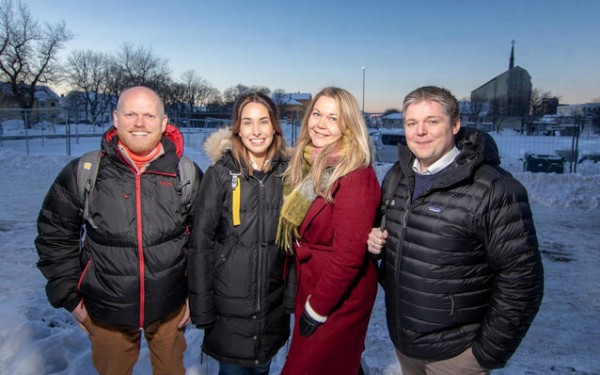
[{"x1": 299, "y1": 309, "x2": 322, "y2": 337}]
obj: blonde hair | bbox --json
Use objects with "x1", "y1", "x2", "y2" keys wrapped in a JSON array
[{"x1": 285, "y1": 87, "x2": 373, "y2": 201}]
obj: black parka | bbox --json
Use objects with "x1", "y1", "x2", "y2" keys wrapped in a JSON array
[
  {"x1": 35, "y1": 125, "x2": 201, "y2": 329},
  {"x1": 379, "y1": 127, "x2": 544, "y2": 369},
  {"x1": 188, "y1": 128, "x2": 295, "y2": 367}
]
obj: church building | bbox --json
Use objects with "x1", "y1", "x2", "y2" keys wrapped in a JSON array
[{"x1": 471, "y1": 42, "x2": 532, "y2": 117}]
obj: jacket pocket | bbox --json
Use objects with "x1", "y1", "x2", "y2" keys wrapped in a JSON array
[{"x1": 213, "y1": 243, "x2": 254, "y2": 300}]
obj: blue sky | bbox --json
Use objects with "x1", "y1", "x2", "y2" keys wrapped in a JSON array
[{"x1": 23, "y1": 0, "x2": 600, "y2": 112}]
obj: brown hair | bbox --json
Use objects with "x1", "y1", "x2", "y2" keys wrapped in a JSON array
[{"x1": 229, "y1": 92, "x2": 285, "y2": 176}]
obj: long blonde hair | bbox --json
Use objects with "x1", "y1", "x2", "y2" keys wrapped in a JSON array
[{"x1": 285, "y1": 87, "x2": 373, "y2": 201}]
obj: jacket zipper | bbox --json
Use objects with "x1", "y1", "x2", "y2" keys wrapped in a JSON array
[
  {"x1": 255, "y1": 176, "x2": 265, "y2": 313},
  {"x1": 136, "y1": 172, "x2": 145, "y2": 329}
]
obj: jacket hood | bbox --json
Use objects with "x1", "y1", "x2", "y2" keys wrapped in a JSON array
[
  {"x1": 398, "y1": 126, "x2": 501, "y2": 184},
  {"x1": 203, "y1": 127, "x2": 292, "y2": 167},
  {"x1": 203, "y1": 127, "x2": 233, "y2": 165},
  {"x1": 101, "y1": 124, "x2": 183, "y2": 174},
  {"x1": 103, "y1": 124, "x2": 184, "y2": 157},
  {"x1": 454, "y1": 127, "x2": 501, "y2": 167}
]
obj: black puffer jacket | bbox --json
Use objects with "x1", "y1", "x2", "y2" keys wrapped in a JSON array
[
  {"x1": 36, "y1": 125, "x2": 201, "y2": 328},
  {"x1": 380, "y1": 127, "x2": 543, "y2": 369},
  {"x1": 188, "y1": 128, "x2": 295, "y2": 367}
]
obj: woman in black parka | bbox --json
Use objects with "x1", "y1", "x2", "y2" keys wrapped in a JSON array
[{"x1": 188, "y1": 92, "x2": 295, "y2": 375}]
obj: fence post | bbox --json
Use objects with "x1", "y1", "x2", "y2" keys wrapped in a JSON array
[
  {"x1": 66, "y1": 115, "x2": 71, "y2": 157},
  {"x1": 24, "y1": 110, "x2": 30, "y2": 156},
  {"x1": 570, "y1": 117, "x2": 582, "y2": 173}
]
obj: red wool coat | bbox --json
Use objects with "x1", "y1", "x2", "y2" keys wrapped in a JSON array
[{"x1": 281, "y1": 166, "x2": 381, "y2": 375}]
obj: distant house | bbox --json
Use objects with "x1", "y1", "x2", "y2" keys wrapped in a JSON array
[
  {"x1": 272, "y1": 92, "x2": 312, "y2": 120},
  {"x1": 61, "y1": 91, "x2": 115, "y2": 125},
  {"x1": 471, "y1": 43, "x2": 532, "y2": 117},
  {"x1": 541, "y1": 97, "x2": 559, "y2": 115},
  {"x1": 557, "y1": 102, "x2": 600, "y2": 118},
  {"x1": 0, "y1": 83, "x2": 61, "y2": 123},
  {"x1": 380, "y1": 112, "x2": 403, "y2": 128}
]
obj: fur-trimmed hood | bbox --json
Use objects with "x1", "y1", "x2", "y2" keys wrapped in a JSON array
[
  {"x1": 203, "y1": 127, "x2": 233, "y2": 165},
  {"x1": 203, "y1": 127, "x2": 291, "y2": 166}
]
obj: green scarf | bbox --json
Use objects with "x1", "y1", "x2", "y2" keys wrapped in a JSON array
[{"x1": 276, "y1": 144, "x2": 341, "y2": 254}]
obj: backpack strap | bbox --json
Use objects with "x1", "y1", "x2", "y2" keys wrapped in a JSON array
[
  {"x1": 177, "y1": 156, "x2": 200, "y2": 214},
  {"x1": 78, "y1": 152, "x2": 199, "y2": 227},
  {"x1": 379, "y1": 162, "x2": 402, "y2": 230},
  {"x1": 77, "y1": 150, "x2": 102, "y2": 229}
]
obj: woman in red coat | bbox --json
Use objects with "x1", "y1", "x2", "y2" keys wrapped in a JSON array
[{"x1": 277, "y1": 87, "x2": 381, "y2": 374}]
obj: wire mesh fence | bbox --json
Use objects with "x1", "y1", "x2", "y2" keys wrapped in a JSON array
[{"x1": 1, "y1": 108, "x2": 599, "y2": 174}]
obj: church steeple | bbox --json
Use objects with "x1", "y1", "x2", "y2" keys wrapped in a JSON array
[{"x1": 509, "y1": 40, "x2": 515, "y2": 70}]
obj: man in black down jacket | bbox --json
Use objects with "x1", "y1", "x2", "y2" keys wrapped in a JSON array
[
  {"x1": 35, "y1": 86, "x2": 202, "y2": 375},
  {"x1": 368, "y1": 86, "x2": 543, "y2": 374}
]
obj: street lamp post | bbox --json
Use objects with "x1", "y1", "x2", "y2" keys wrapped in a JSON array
[{"x1": 362, "y1": 66, "x2": 366, "y2": 114}]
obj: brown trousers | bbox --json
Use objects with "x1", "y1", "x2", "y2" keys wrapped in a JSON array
[
  {"x1": 396, "y1": 347, "x2": 490, "y2": 375},
  {"x1": 82, "y1": 303, "x2": 187, "y2": 375}
]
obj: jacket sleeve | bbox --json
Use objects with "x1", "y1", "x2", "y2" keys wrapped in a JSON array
[
  {"x1": 187, "y1": 166, "x2": 221, "y2": 327},
  {"x1": 34, "y1": 158, "x2": 85, "y2": 312},
  {"x1": 309, "y1": 168, "x2": 382, "y2": 316},
  {"x1": 472, "y1": 176, "x2": 544, "y2": 369},
  {"x1": 282, "y1": 254, "x2": 297, "y2": 313}
]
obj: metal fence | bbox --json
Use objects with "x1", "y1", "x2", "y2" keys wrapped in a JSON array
[
  {"x1": 1, "y1": 109, "x2": 599, "y2": 174},
  {"x1": 0, "y1": 109, "x2": 234, "y2": 156}
]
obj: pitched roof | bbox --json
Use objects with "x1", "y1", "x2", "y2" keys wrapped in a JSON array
[{"x1": 0, "y1": 83, "x2": 60, "y2": 101}]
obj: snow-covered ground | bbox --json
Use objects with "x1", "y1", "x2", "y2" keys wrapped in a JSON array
[{"x1": 0, "y1": 122, "x2": 599, "y2": 374}]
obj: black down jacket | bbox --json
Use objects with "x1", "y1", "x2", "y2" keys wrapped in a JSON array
[
  {"x1": 188, "y1": 128, "x2": 295, "y2": 367},
  {"x1": 379, "y1": 127, "x2": 544, "y2": 369},
  {"x1": 36, "y1": 125, "x2": 201, "y2": 328}
]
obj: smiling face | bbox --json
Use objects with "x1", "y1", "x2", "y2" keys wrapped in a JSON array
[
  {"x1": 307, "y1": 96, "x2": 343, "y2": 148},
  {"x1": 113, "y1": 87, "x2": 167, "y2": 156},
  {"x1": 403, "y1": 100, "x2": 460, "y2": 171},
  {"x1": 238, "y1": 102, "x2": 275, "y2": 168}
]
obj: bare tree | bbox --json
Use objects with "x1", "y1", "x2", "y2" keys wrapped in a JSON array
[
  {"x1": 180, "y1": 70, "x2": 219, "y2": 112},
  {"x1": 223, "y1": 84, "x2": 250, "y2": 105},
  {"x1": 489, "y1": 98, "x2": 508, "y2": 133},
  {"x1": 530, "y1": 88, "x2": 553, "y2": 117},
  {"x1": 223, "y1": 84, "x2": 271, "y2": 108},
  {"x1": 272, "y1": 88, "x2": 287, "y2": 117},
  {"x1": 250, "y1": 85, "x2": 271, "y2": 97},
  {"x1": 0, "y1": 0, "x2": 73, "y2": 112},
  {"x1": 108, "y1": 43, "x2": 171, "y2": 97},
  {"x1": 65, "y1": 50, "x2": 112, "y2": 125},
  {"x1": 162, "y1": 81, "x2": 186, "y2": 119},
  {"x1": 468, "y1": 100, "x2": 485, "y2": 122},
  {"x1": 62, "y1": 90, "x2": 86, "y2": 123},
  {"x1": 383, "y1": 108, "x2": 401, "y2": 115}
]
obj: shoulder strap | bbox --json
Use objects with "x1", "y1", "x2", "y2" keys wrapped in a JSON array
[
  {"x1": 379, "y1": 162, "x2": 402, "y2": 230},
  {"x1": 77, "y1": 150, "x2": 102, "y2": 229},
  {"x1": 178, "y1": 156, "x2": 199, "y2": 213},
  {"x1": 77, "y1": 153, "x2": 199, "y2": 223}
]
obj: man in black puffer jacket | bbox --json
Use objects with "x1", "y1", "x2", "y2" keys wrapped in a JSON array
[
  {"x1": 35, "y1": 86, "x2": 202, "y2": 375},
  {"x1": 368, "y1": 86, "x2": 543, "y2": 374}
]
